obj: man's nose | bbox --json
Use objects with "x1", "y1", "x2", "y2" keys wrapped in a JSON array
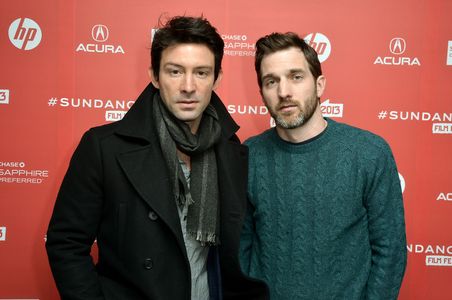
[
  {"x1": 181, "y1": 74, "x2": 196, "y2": 93},
  {"x1": 277, "y1": 79, "x2": 291, "y2": 99}
]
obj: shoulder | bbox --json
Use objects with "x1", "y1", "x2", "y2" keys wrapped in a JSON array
[
  {"x1": 80, "y1": 122, "x2": 121, "y2": 143},
  {"x1": 75, "y1": 120, "x2": 141, "y2": 156},
  {"x1": 329, "y1": 119, "x2": 393, "y2": 155},
  {"x1": 244, "y1": 128, "x2": 274, "y2": 149},
  {"x1": 243, "y1": 129, "x2": 278, "y2": 169}
]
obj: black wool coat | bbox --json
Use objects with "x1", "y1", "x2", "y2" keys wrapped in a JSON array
[{"x1": 46, "y1": 83, "x2": 269, "y2": 300}]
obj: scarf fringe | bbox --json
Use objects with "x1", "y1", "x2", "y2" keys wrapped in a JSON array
[{"x1": 189, "y1": 230, "x2": 218, "y2": 246}]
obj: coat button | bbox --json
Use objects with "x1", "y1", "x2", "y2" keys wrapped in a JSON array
[
  {"x1": 148, "y1": 210, "x2": 158, "y2": 221},
  {"x1": 143, "y1": 258, "x2": 153, "y2": 270}
]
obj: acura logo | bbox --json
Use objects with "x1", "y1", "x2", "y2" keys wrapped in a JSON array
[
  {"x1": 92, "y1": 24, "x2": 109, "y2": 42},
  {"x1": 389, "y1": 37, "x2": 406, "y2": 55}
]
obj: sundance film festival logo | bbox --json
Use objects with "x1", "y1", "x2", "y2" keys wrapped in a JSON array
[
  {"x1": 377, "y1": 110, "x2": 452, "y2": 135},
  {"x1": 0, "y1": 89, "x2": 10, "y2": 104},
  {"x1": 407, "y1": 243, "x2": 452, "y2": 267},
  {"x1": 374, "y1": 37, "x2": 420, "y2": 66},
  {"x1": 227, "y1": 104, "x2": 268, "y2": 116},
  {"x1": 320, "y1": 99, "x2": 343, "y2": 118},
  {"x1": 304, "y1": 33, "x2": 331, "y2": 63},
  {"x1": 76, "y1": 24, "x2": 125, "y2": 54},
  {"x1": 426, "y1": 256, "x2": 452, "y2": 266},
  {"x1": 432, "y1": 123, "x2": 452, "y2": 134},
  {"x1": 8, "y1": 17, "x2": 42, "y2": 50},
  {"x1": 47, "y1": 96, "x2": 133, "y2": 121},
  {"x1": 105, "y1": 110, "x2": 127, "y2": 121}
]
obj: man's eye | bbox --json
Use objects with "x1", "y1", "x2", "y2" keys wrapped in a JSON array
[
  {"x1": 265, "y1": 79, "x2": 276, "y2": 87},
  {"x1": 168, "y1": 69, "x2": 182, "y2": 76},
  {"x1": 196, "y1": 71, "x2": 209, "y2": 78}
]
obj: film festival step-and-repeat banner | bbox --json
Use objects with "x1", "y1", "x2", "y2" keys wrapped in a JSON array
[{"x1": 0, "y1": 0, "x2": 451, "y2": 299}]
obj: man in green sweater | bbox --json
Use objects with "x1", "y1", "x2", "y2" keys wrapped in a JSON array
[{"x1": 239, "y1": 32, "x2": 407, "y2": 299}]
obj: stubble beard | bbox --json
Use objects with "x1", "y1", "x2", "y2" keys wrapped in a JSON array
[{"x1": 267, "y1": 91, "x2": 319, "y2": 130}]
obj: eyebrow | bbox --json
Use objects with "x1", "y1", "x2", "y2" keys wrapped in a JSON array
[
  {"x1": 288, "y1": 68, "x2": 306, "y2": 75},
  {"x1": 262, "y1": 68, "x2": 306, "y2": 81},
  {"x1": 163, "y1": 63, "x2": 213, "y2": 70}
]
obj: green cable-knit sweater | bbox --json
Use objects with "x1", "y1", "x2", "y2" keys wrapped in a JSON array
[{"x1": 239, "y1": 118, "x2": 407, "y2": 300}]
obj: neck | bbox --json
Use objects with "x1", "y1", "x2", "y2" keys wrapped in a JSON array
[
  {"x1": 186, "y1": 117, "x2": 202, "y2": 134},
  {"x1": 276, "y1": 111, "x2": 327, "y2": 143}
]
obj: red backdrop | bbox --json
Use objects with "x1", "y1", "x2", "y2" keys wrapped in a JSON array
[{"x1": 1, "y1": 0, "x2": 451, "y2": 299}]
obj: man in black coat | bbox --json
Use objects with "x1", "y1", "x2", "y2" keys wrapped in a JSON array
[{"x1": 46, "y1": 15, "x2": 269, "y2": 300}]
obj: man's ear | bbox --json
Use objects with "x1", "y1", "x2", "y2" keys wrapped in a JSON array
[
  {"x1": 148, "y1": 68, "x2": 159, "y2": 89},
  {"x1": 212, "y1": 69, "x2": 223, "y2": 90},
  {"x1": 316, "y1": 75, "x2": 326, "y2": 98}
]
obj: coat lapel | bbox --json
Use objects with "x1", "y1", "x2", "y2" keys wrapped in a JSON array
[{"x1": 117, "y1": 146, "x2": 184, "y2": 246}]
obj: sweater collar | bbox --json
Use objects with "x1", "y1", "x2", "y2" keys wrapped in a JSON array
[{"x1": 270, "y1": 118, "x2": 335, "y2": 152}]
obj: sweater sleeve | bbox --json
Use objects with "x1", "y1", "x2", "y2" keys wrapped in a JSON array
[{"x1": 364, "y1": 142, "x2": 407, "y2": 300}]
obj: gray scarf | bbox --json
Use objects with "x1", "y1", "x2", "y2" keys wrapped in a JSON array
[{"x1": 153, "y1": 92, "x2": 221, "y2": 245}]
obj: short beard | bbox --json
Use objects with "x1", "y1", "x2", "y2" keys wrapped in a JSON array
[
  {"x1": 267, "y1": 93, "x2": 319, "y2": 129},
  {"x1": 273, "y1": 112, "x2": 305, "y2": 129}
]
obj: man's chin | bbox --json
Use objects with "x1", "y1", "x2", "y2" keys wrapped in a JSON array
[
  {"x1": 275, "y1": 116, "x2": 305, "y2": 129},
  {"x1": 173, "y1": 111, "x2": 199, "y2": 122}
]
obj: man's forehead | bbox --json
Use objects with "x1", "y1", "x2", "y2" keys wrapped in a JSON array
[
  {"x1": 160, "y1": 43, "x2": 215, "y2": 67},
  {"x1": 261, "y1": 48, "x2": 309, "y2": 75},
  {"x1": 262, "y1": 48, "x2": 307, "y2": 64}
]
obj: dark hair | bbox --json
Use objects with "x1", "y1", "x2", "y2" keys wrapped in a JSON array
[
  {"x1": 254, "y1": 32, "x2": 322, "y2": 88},
  {"x1": 151, "y1": 15, "x2": 224, "y2": 81}
]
